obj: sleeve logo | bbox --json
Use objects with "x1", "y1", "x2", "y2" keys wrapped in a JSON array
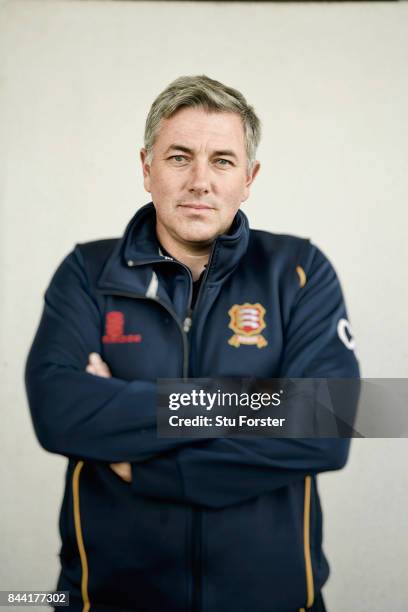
[
  {"x1": 228, "y1": 303, "x2": 268, "y2": 349},
  {"x1": 337, "y1": 318, "x2": 356, "y2": 350}
]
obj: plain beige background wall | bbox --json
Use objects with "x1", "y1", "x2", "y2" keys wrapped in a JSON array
[{"x1": 1, "y1": 1, "x2": 407, "y2": 610}]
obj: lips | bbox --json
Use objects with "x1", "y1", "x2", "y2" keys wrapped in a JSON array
[{"x1": 179, "y1": 202, "x2": 214, "y2": 210}]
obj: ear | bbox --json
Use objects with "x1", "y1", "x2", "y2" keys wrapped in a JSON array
[
  {"x1": 242, "y1": 161, "x2": 261, "y2": 203},
  {"x1": 140, "y1": 148, "x2": 152, "y2": 193}
]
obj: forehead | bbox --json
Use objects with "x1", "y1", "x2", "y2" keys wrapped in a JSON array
[{"x1": 154, "y1": 107, "x2": 246, "y2": 153}]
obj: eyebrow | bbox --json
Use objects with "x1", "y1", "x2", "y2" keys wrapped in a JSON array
[{"x1": 164, "y1": 144, "x2": 238, "y2": 159}]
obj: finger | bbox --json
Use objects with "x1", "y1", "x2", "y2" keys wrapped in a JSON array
[
  {"x1": 97, "y1": 365, "x2": 111, "y2": 378},
  {"x1": 89, "y1": 352, "x2": 103, "y2": 365},
  {"x1": 110, "y1": 462, "x2": 132, "y2": 482},
  {"x1": 88, "y1": 353, "x2": 112, "y2": 378},
  {"x1": 93, "y1": 360, "x2": 111, "y2": 377}
]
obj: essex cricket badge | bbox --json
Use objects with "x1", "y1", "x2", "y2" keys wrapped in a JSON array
[{"x1": 228, "y1": 303, "x2": 268, "y2": 349}]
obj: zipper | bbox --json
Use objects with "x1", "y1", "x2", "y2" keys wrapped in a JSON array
[
  {"x1": 186, "y1": 245, "x2": 216, "y2": 612},
  {"x1": 174, "y1": 248, "x2": 214, "y2": 612},
  {"x1": 191, "y1": 245, "x2": 216, "y2": 321},
  {"x1": 184, "y1": 242, "x2": 216, "y2": 377}
]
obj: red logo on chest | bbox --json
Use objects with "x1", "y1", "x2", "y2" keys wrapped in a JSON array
[{"x1": 102, "y1": 311, "x2": 142, "y2": 344}]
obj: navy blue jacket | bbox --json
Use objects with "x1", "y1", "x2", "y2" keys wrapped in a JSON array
[{"x1": 25, "y1": 203, "x2": 359, "y2": 612}]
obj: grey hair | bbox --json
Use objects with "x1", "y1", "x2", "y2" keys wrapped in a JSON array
[{"x1": 144, "y1": 75, "x2": 261, "y2": 174}]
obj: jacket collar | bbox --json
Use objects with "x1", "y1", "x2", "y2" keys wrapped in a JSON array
[{"x1": 97, "y1": 202, "x2": 250, "y2": 294}]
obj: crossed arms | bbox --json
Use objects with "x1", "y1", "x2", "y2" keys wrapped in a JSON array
[{"x1": 25, "y1": 246, "x2": 359, "y2": 509}]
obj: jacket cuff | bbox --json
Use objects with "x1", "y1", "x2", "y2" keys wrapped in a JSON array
[{"x1": 131, "y1": 455, "x2": 186, "y2": 502}]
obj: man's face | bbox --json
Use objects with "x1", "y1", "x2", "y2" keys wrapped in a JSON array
[{"x1": 141, "y1": 107, "x2": 260, "y2": 248}]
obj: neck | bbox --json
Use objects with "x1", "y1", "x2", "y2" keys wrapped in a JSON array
[{"x1": 157, "y1": 230, "x2": 212, "y2": 281}]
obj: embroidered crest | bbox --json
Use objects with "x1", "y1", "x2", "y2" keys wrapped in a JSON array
[
  {"x1": 102, "y1": 311, "x2": 142, "y2": 344},
  {"x1": 228, "y1": 303, "x2": 268, "y2": 349}
]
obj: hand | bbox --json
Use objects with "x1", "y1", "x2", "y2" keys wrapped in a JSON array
[
  {"x1": 86, "y1": 352, "x2": 112, "y2": 378},
  {"x1": 86, "y1": 353, "x2": 132, "y2": 483},
  {"x1": 109, "y1": 461, "x2": 132, "y2": 483}
]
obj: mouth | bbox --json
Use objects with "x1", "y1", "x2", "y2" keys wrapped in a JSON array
[{"x1": 179, "y1": 202, "x2": 214, "y2": 211}]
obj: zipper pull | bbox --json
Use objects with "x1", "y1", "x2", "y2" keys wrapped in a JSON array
[
  {"x1": 183, "y1": 316, "x2": 192, "y2": 333},
  {"x1": 183, "y1": 311, "x2": 192, "y2": 333}
]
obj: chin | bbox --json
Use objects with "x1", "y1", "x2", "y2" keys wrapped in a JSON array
[
  {"x1": 176, "y1": 220, "x2": 220, "y2": 244},
  {"x1": 179, "y1": 229, "x2": 219, "y2": 245}
]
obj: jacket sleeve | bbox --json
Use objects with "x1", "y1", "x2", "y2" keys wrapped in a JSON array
[
  {"x1": 25, "y1": 247, "x2": 199, "y2": 463},
  {"x1": 130, "y1": 243, "x2": 360, "y2": 508}
]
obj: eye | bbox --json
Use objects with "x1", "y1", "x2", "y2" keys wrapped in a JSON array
[
  {"x1": 168, "y1": 155, "x2": 189, "y2": 164},
  {"x1": 215, "y1": 158, "x2": 233, "y2": 167}
]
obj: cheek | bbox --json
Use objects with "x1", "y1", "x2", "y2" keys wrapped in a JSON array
[
  {"x1": 151, "y1": 170, "x2": 181, "y2": 200},
  {"x1": 223, "y1": 178, "x2": 247, "y2": 204}
]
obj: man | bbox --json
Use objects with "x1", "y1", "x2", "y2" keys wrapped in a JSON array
[{"x1": 26, "y1": 75, "x2": 359, "y2": 612}]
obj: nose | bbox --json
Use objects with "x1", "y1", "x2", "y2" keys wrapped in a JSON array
[{"x1": 188, "y1": 159, "x2": 210, "y2": 195}]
